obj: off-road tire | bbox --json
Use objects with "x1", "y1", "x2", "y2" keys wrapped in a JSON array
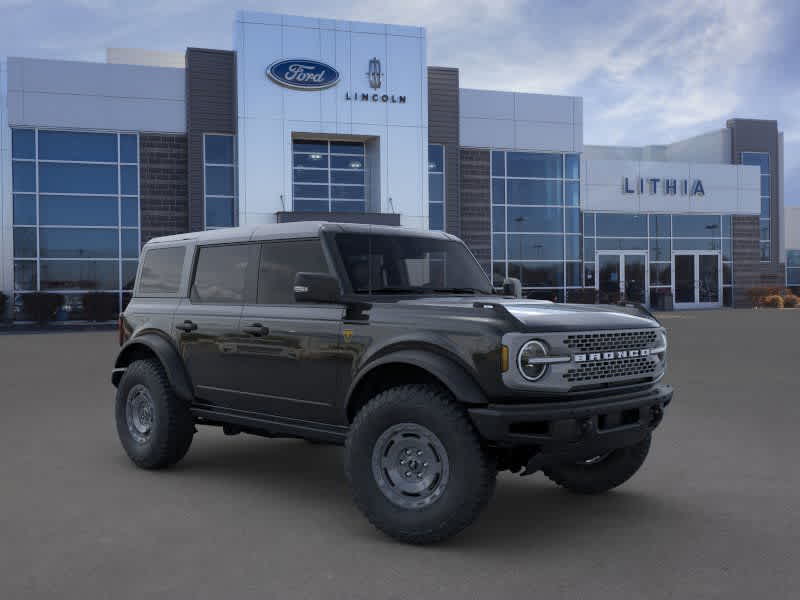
[
  {"x1": 115, "y1": 359, "x2": 194, "y2": 470},
  {"x1": 345, "y1": 384, "x2": 496, "y2": 544},
  {"x1": 543, "y1": 434, "x2": 652, "y2": 494}
]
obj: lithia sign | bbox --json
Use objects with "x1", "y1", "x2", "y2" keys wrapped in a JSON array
[
  {"x1": 267, "y1": 57, "x2": 406, "y2": 104},
  {"x1": 623, "y1": 176, "x2": 705, "y2": 196}
]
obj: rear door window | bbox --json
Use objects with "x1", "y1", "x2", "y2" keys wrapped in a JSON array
[
  {"x1": 137, "y1": 246, "x2": 186, "y2": 296},
  {"x1": 191, "y1": 244, "x2": 254, "y2": 304},
  {"x1": 257, "y1": 239, "x2": 330, "y2": 304}
]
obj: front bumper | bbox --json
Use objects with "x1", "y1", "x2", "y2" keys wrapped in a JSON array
[{"x1": 468, "y1": 384, "x2": 672, "y2": 462}]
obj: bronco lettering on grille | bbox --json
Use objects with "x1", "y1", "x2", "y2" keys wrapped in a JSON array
[{"x1": 574, "y1": 349, "x2": 651, "y2": 362}]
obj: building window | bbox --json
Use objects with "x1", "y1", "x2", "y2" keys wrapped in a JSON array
[
  {"x1": 491, "y1": 150, "x2": 580, "y2": 300},
  {"x1": 204, "y1": 134, "x2": 236, "y2": 229},
  {"x1": 583, "y1": 212, "x2": 734, "y2": 306},
  {"x1": 787, "y1": 250, "x2": 800, "y2": 288},
  {"x1": 741, "y1": 152, "x2": 770, "y2": 261},
  {"x1": 292, "y1": 140, "x2": 365, "y2": 213},
  {"x1": 428, "y1": 144, "x2": 444, "y2": 230},
  {"x1": 11, "y1": 128, "x2": 140, "y2": 320}
]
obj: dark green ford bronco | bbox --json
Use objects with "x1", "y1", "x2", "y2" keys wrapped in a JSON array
[{"x1": 112, "y1": 222, "x2": 672, "y2": 544}]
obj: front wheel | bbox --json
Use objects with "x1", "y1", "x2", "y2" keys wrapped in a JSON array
[
  {"x1": 345, "y1": 385, "x2": 496, "y2": 544},
  {"x1": 543, "y1": 434, "x2": 652, "y2": 494}
]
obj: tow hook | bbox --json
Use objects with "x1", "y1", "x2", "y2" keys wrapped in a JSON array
[{"x1": 650, "y1": 405, "x2": 664, "y2": 427}]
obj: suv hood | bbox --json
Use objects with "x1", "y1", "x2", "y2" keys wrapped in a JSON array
[{"x1": 391, "y1": 296, "x2": 659, "y2": 332}]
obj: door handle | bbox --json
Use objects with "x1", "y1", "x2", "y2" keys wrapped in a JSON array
[
  {"x1": 242, "y1": 323, "x2": 270, "y2": 336},
  {"x1": 176, "y1": 320, "x2": 198, "y2": 332}
]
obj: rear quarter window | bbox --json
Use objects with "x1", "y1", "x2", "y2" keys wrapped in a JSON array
[{"x1": 137, "y1": 246, "x2": 187, "y2": 296}]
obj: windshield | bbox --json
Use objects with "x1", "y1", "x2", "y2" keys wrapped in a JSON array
[{"x1": 334, "y1": 233, "x2": 493, "y2": 295}]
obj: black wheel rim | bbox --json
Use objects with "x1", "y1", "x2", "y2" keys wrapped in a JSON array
[
  {"x1": 126, "y1": 384, "x2": 154, "y2": 444},
  {"x1": 371, "y1": 423, "x2": 450, "y2": 509}
]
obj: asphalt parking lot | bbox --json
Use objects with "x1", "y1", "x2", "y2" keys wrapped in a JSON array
[{"x1": 1, "y1": 309, "x2": 799, "y2": 599}]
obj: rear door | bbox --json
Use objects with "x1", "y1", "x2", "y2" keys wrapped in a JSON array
[
  {"x1": 234, "y1": 238, "x2": 345, "y2": 423},
  {"x1": 174, "y1": 242, "x2": 259, "y2": 409}
]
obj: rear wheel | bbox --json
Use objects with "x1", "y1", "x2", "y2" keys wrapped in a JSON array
[
  {"x1": 345, "y1": 384, "x2": 496, "y2": 544},
  {"x1": 543, "y1": 434, "x2": 651, "y2": 494},
  {"x1": 115, "y1": 359, "x2": 194, "y2": 470}
]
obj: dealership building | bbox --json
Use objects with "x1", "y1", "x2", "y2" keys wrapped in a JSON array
[{"x1": 0, "y1": 10, "x2": 794, "y2": 318}]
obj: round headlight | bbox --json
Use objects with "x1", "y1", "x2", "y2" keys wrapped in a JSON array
[{"x1": 518, "y1": 340, "x2": 549, "y2": 381}]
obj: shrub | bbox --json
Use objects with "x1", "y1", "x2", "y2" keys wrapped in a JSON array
[
  {"x1": 762, "y1": 295, "x2": 784, "y2": 309},
  {"x1": 782, "y1": 294, "x2": 799, "y2": 308},
  {"x1": 747, "y1": 287, "x2": 790, "y2": 307},
  {"x1": 21, "y1": 293, "x2": 65, "y2": 324},
  {"x1": 82, "y1": 292, "x2": 118, "y2": 322},
  {"x1": 566, "y1": 288, "x2": 598, "y2": 304}
]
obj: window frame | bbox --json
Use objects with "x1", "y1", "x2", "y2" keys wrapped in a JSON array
[
  {"x1": 428, "y1": 143, "x2": 445, "y2": 231},
  {"x1": 134, "y1": 245, "x2": 188, "y2": 298},
  {"x1": 188, "y1": 242, "x2": 259, "y2": 306},
  {"x1": 203, "y1": 133, "x2": 237, "y2": 230},
  {"x1": 292, "y1": 139, "x2": 366, "y2": 213},
  {"x1": 10, "y1": 127, "x2": 140, "y2": 318},
  {"x1": 254, "y1": 238, "x2": 333, "y2": 306}
]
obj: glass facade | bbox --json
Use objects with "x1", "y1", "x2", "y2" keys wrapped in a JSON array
[
  {"x1": 204, "y1": 134, "x2": 237, "y2": 229},
  {"x1": 742, "y1": 152, "x2": 770, "y2": 261},
  {"x1": 11, "y1": 128, "x2": 140, "y2": 319},
  {"x1": 292, "y1": 140, "x2": 366, "y2": 212},
  {"x1": 428, "y1": 144, "x2": 444, "y2": 230},
  {"x1": 788, "y1": 250, "x2": 800, "y2": 287},
  {"x1": 491, "y1": 150, "x2": 580, "y2": 300},
  {"x1": 583, "y1": 212, "x2": 733, "y2": 306}
]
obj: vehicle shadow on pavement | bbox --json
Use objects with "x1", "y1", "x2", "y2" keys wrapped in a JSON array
[{"x1": 144, "y1": 433, "x2": 688, "y2": 551}]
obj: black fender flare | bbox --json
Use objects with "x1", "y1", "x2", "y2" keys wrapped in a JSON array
[
  {"x1": 112, "y1": 333, "x2": 194, "y2": 403},
  {"x1": 345, "y1": 349, "x2": 488, "y2": 418}
]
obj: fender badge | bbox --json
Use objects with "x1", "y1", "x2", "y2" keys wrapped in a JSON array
[{"x1": 343, "y1": 329, "x2": 353, "y2": 343}]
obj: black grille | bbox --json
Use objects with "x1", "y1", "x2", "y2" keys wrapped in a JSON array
[
  {"x1": 564, "y1": 330, "x2": 658, "y2": 353},
  {"x1": 563, "y1": 356, "x2": 658, "y2": 383}
]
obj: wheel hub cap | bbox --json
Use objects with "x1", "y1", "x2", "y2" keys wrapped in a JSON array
[
  {"x1": 371, "y1": 423, "x2": 450, "y2": 509},
  {"x1": 126, "y1": 384, "x2": 154, "y2": 444}
]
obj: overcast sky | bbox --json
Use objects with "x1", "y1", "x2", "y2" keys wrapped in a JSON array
[{"x1": 2, "y1": 0, "x2": 798, "y2": 204}]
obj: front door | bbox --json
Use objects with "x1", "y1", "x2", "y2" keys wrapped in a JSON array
[
  {"x1": 233, "y1": 239, "x2": 344, "y2": 424},
  {"x1": 672, "y1": 252, "x2": 721, "y2": 309},
  {"x1": 596, "y1": 252, "x2": 648, "y2": 304}
]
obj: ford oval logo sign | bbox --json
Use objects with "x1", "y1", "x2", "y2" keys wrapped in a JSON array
[{"x1": 267, "y1": 59, "x2": 340, "y2": 90}]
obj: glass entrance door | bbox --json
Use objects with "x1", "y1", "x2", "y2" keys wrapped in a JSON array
[
  {"x1": 596, "y1": 253, "x2": 648, "y2": 305},
  {"x1": 672, "y1": 252, "x2": 721, "y2": 308}
]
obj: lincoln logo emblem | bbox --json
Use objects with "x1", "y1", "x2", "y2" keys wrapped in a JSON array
[{"x1": 367, "y1": 57, "x2": 382, "y2": 89}]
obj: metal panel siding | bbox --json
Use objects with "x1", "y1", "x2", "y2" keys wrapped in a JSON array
[
  {"x1": 732, "y1": 215, "x2": 761, "y2": 307},
  {"x1": 427, "y1": 67, "x2": 460, "y2": 237},
  {"x1": 186, "y1": 48, "x2": 237, "y2": 232},
  {"x1": 459, "y1": 149, "x2": 491, "y2": 270},
  {"x1": 727, "y1": 119, "x2": 781, "y2": 271}
]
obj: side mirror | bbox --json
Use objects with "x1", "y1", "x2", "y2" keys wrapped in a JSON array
[
  {"x1": 502, "y1": 277, "x2": 522, "y2": 298},
  {"x1": 294, "y1": 272, "x2": 342, "y2": 303}
]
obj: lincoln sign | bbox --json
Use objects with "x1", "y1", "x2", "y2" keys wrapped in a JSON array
[{"x1": 623, "y1": 177, "x2": 705, "y2": 196}]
